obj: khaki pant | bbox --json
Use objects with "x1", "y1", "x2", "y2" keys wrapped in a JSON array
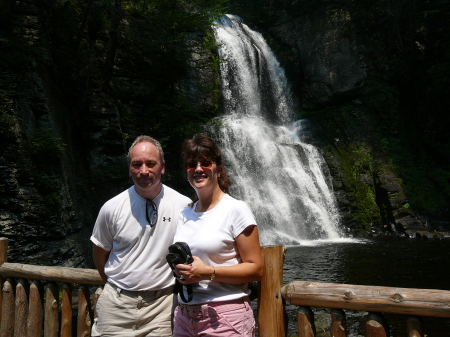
[{"x1": 92, "y1": 282, "x2": 175, "y2": 337}]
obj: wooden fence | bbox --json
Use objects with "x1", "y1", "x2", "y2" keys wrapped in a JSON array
[
  {"x1": 269, "y1": 245, "x2": 450, "y2": 337},
  {"x1": 0, "y1": 238, "x2": 449, "y2": 336}
]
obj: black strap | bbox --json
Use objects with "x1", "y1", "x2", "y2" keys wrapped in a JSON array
[{"x1": 175, "y1": 279, "x2": 193, "y2": 303}]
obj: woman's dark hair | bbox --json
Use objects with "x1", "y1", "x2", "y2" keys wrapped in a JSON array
[{"x1": 182, "y1": 134, "x2": 230, "y2": 201}]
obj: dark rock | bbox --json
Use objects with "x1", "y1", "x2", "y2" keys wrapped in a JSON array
[{"x1": 268, "y1": 8, "x2": 366, "y2": 108}]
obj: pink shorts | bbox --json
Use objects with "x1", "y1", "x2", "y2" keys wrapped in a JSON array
[{"x1": 173, "y1": 297, "x2": 255, "y2": 337}]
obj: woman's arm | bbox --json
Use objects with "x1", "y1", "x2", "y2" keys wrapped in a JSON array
[{"x1": 176, "y1": 225, "x2": 263, "y2": 284}]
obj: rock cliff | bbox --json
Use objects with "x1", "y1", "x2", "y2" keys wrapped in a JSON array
[
  {"x1": 0, "y1": 0, "x2": 449, "y2": 266},
  {"x1": 231, "y1": 0, "x2": 449, "y2": 237}
]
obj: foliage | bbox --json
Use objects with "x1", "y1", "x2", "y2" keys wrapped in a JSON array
[
  {"x1": 315, "y1": 68, "x2": 449, "y2": 224},
  {"x1": 348, "y1": 0, "x2": 450, "y2": 217},
  {"x1": 29, "y1": 128, "x2": 66, "y2": 163},
  {"x1": 27, "y1": 128, "x2": 66, "y2": 208},
  {"x1": 362, "y1": 79, "x2": 399, "y2": 121},
  {"x1": 380, "y1": 135, "x2": 450, "y2": 214},
  {"x1": 228, "y1": 0, "x2": 327, "y2": 23},
  {"x1": 338, "y1": 143, "x2": 380, "y2": 233},
  {"x1": 3, "y1": 0, "x2": 450, "y2": 229},
  {"x1": 0, "y1": 90, "x2": 17, "y2": 139},
  {"x1": 26, "y1": 130, "x2": 63, "y2": 209},
  {"x1": 91, "y1": 157, "x2": 129, "y2": 188},
  {"x1": 115, "y1": 0, "x2": 226, "y2": 85},
  {"x1": 32, "y1": 0, "x2": 228, "y2": 195},
  {"x1": 119, "y1": 88, "x2": 218, "y2": 189},
  {"x1": 35, "y1": 174, "x2": 63, "y2": 209}
]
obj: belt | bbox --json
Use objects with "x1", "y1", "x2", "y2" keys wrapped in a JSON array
[
  {"x1": 107, "y1": 282, "x2": 174, "y2": 300},
  {"x1": 178, "y1": 296, "x2": 249, "y2": 319}
]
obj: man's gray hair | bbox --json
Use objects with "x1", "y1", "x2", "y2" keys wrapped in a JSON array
[{"x1": 127, "y1": 135, "x2": 165, "y2": 164}]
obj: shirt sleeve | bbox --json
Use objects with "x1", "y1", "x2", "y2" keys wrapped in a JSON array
[
  {"x1": 230, "y1": 200, "x2": 257, "y2": 239},
  {"x1": 90, "y1": 203, "x2": 114, "y2": 251}
]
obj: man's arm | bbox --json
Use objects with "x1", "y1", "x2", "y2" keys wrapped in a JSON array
[{"x1": 93, "y1": 244, "x2": 110, "y2": 284}]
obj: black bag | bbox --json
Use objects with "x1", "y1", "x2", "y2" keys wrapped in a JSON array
[{"x1": 166, "y1": 242, "x2": 194, "y2": 302}]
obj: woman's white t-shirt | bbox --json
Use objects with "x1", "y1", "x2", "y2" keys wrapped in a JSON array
[{"x1": 174, "y1": 194, "x2": 257, "y2": 304}]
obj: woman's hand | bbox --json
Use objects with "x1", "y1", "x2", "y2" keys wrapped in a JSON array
[{"x1": 175, "y1": 256, "x2": 214, "y2": 284}]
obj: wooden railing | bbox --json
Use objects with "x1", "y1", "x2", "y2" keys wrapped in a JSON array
[
  {"x1": 0, "y1": 238, "x2": 103, "y2": 337},
  {"x1": 264, "y1": 245, "x2": 450, "y2": 337},
  {"x1": 0, "y1": 239, "x2": 285, "y2": 337},
  {"x1": 1, "y1": 239, "x2": 449, "y2": 336}
]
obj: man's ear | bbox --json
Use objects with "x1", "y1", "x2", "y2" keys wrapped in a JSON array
[{"x1": 161, "y1": 161, "x2": 166, "y2": 174}]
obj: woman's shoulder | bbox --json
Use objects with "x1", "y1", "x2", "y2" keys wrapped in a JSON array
[
  {"x1": 222, "y1": 194, "x2": 252, "y2": 212},
  {"x1": 222, "y1": 195, "x2": 257, "y2": 230}
]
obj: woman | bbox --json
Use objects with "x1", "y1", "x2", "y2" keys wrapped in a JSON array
[{"x1": 173, "y1": 133, "x2": 263, "y2": 337}]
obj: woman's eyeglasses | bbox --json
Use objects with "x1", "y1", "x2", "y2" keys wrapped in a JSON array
[
  {"x1": 146, "y1": 199, "x2": 158, "y2": 227},
  {"x1": 186, "y1": 160, "x2": 214, "y2": 171}
]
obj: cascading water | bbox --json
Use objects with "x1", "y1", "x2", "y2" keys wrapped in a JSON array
[{"x1": 208, "y1": 14, "x2": 343, "y2": 245}]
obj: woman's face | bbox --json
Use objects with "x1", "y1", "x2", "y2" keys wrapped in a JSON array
[{"x1": 186, "y1": 156, "x2": 221, "y2": 193}]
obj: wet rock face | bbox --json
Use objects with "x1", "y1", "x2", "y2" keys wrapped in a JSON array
[
  {"x1": 253, "y1": 6, "x2": 449, "y2": 236},
  {"x1": 297, "y1": 105, "x2": 445, "y2": 237},
  {"x1": 268, "y1": 8, "x2": 366, "y2": 109},
  {"x1": 0, "y1": 0, "x2": 93, "y2": 266},
  {"x1": 2, "y1": 0, "x2": 449, "y2": 269},
  {"x1": 0, "y1": 0, "x2": 215, "y2": 266}
]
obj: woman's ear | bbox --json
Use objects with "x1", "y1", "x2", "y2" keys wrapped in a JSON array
[{"x1": 217, "y1": 165, "x2": 225, "y2": 179}]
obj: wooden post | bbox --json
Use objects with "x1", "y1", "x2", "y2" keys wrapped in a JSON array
[
  {"x1": 0, "y1": 237, "x2": 8, "y2": 320},
  {"x1": 77, "y1": 285, "x2": 92, "y2": 337},
  {"x1": 44, "y1": 282, "x2": 59, "y2": 337},
  {"x1": 61, "y1": 283, "x2": 72, "y2": 337},
  {"x1": 14, "y1": 278, "x2": 29, "y2": 337},
  {"x1": 365, "y1": 312, "x2": 389, "y2": 337},
  {"x1": 0, "y1": 239, "x2": 7, "y2": 263},
  {"x1": 298, "y1": 306, "x2": 315, "y2": 337},
  {"x1": 331, "y1": 308, "x2": 347, "y2": 337},
  {"x1": 0, "y1": 278, "x2": 15, "y2": 337},
  {"x1": 407, "y1": 316, "x2": 424, "y2": 337},
  {"x1": 258, "y1": 245, "x2": 287, "y2": 337},
  {"x1": 28, "y1": 280, "x2": 44, "y2": 337}
]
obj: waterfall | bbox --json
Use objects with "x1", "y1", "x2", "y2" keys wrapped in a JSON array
[{"x1": 209, "y1": 14, "x2": 342, "y2": 245}]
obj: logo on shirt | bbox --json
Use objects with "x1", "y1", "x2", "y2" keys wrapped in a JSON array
[{"x1": 163, "y1": 217, "x2": 171, "y2": 222}]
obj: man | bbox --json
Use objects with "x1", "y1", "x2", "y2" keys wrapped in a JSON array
[{"x1": 91, "y1": 135, "x2": 191, "y2": 336}]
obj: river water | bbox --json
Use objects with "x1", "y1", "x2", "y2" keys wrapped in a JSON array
[{"x1": 282, "y1": 237, "x2": 450, "y2": 336}]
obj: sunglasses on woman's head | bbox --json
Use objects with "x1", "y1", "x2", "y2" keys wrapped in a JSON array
[{"x1": 186, "y1": 160, "x2": 214, "y2": 171}]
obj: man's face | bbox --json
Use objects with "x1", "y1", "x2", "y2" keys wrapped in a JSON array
[{"x1": 129, "y1": 141, "x2": 165, "y2": 195}]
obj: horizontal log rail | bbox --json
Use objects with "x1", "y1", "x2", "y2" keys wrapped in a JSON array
[
  {"x1": 281, "y1": 280, "x2": 450, "y2": 318},
  {"x1": 0, "y1": 262, "x2": 103, "y2": 285}
]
